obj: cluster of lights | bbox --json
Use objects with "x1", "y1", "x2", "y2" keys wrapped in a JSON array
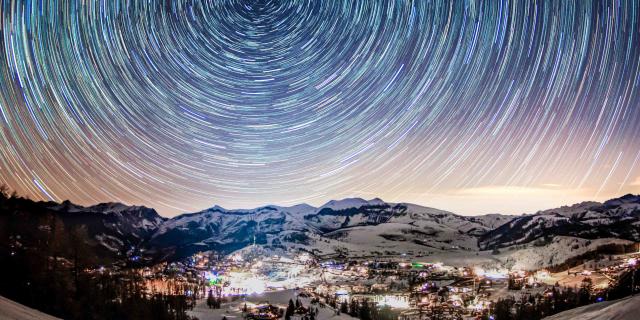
[
  {"x1": 224, "y1": 272, "x2": 267, "y2": 295},
  {"x1": 470, "y1": 300, "x2": 491, "y2": 312},
  {"x1": 335, "y1": 288, "x2": 350, "y2": 303},
  {"x1": 204, "y1": 271, "x2": 223, "y2": 286},
  {"x1": 474, "y1": 267, "x2": 508, "y2": 279},
  {"x1": 377, "y1": 295, "x2": 409, "y2": 309}
]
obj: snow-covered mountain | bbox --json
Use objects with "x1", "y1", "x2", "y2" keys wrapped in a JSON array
[
  {"x1": 44, "y1": 200, "x2": 166, "y2": 255},
  {"x1": 479, "y1": 194, "x2": 640, "y2": 250},
  {"x1": 147, "y1": 198, "x2": 510, "y2": 260},
  {"x1": 319, "y1": 197, "x2": 386, "y2": 210},
  {"x1": 148, "y1": 204, "x2": 314, "y2": 259},
  {"x1": 0, "y1": 196, "x2": 167, "y2": 262},
  {"x1": 4, "y1": 193, "x2": 639, "y2": 268},
  {"x1": 492, "y1": 236, "x2": 634, "y2": 271}
]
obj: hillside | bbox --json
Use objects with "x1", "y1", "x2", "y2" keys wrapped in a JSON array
[
  {"x1": 147, "y1": 198, "x2": 505, "y2": 260},
  {"x1": 543, "y1": 295, "x2": 640, "y2": 320},
  {"x1": 0, "y1": 196, "x2": 165, "y2": 263},
  {"x1": 2, "y1": 193, "x2": 639, "y2": 269},
  {"x1": 479, "y1": 194, "x2": 640, "y2": 250},
  {"x1": 0, "y1": 296, "x2": 60, "y2": 320}
]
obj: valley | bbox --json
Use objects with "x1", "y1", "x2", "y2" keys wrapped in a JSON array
[{"x1": 2, "y1": 192, "x2": 640, "y2": 319}]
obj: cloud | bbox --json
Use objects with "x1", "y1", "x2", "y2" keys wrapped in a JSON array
[{"x1": 631, "y1": 176, "x2": 640, "y2": 187}]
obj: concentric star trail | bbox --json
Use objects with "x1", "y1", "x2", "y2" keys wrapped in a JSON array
[{"x1": 1, "y1": 0, "x2": 639, "y2": 215}]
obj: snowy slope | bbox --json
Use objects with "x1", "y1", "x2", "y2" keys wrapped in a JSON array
[
  {"x1": 150, "y1": 198, "x2": 508, "y2": 260},
  {"x1": 319, "y1": 197, "x2": 386, "y2": 210},
  {"x1": 479, "y1": 194, "x2": 640, "y2": 250},
  {"x1": 466, "y1": 213, "x2": 516, "y2": 229},
  {"x1": 544, "y1": 295, "x2": 640, "y2": 320},
  {"x1": 0, "y1": 296, "x2": 60, "y2": 320},
  {"x1": 11, "y1": 194, "x2": 639, "y2": 269},
  {"x1": 494, "y1": 236, "x2": 634, "y2": 271},
  {"x1": 311, "y1": 204, "x2": 496, "y2": 255},
  {"x1": 44, "y1": 200, "x2": 166, "y2": 255},
  {"x1": 149, "y1": 204, "x2": 317, "y2": 259},
  {"x1": 189, "y1": 289, "x2": 357, "y2": 320},
  {"x1": 149, "y1": 195, "x2": 640, "y2": 264}
]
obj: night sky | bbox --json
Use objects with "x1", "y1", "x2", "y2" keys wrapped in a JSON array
[{"x1": 1, "y1": 0, "x2": 639, "y2": 216}]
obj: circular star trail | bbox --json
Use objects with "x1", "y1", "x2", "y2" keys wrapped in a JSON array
[{"x1": 1, "y1": 0, "x2": 640, "y2": 215}]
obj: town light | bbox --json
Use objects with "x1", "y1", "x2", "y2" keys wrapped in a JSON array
[
  {"x1": 378, "y1": 295, "x2": 409, "y2": 308},
  {"x1": 244, "y1": 278, "x2": 266, "y2": 294},
  {"x1": 485, "y1": 270, "x2": 508, "y2": 279}
]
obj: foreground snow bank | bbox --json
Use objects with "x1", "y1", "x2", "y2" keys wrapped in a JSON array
[
  {"x1": 544, "y1": 295, "x2": 640, "y2": 320},
  {"x1": 0, "y1": 296, "x2": 60, "y2": 320}
]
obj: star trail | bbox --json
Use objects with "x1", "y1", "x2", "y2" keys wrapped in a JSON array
[{"x1": 1, "y1": 0, "x2": 639, "y2": 216}]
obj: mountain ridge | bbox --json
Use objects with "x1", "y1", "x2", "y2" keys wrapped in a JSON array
[
  {"x1": 2, "y1": 193, "x2": 639, "y2": 269},
  {"x1": 479, "y1": 193, "x2": 640, "y2": 250}
]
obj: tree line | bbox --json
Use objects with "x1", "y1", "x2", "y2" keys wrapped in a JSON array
[
  {"x1": 491, "y1": 269, "x2": 639, "y2": 320},
  {"x1": 0, "y1": 186, "x2": 197, "y2": 320}
]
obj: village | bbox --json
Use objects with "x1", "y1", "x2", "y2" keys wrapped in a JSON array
[{"x1": 126, "y1": 246, "x2": 640, "y2": 320}]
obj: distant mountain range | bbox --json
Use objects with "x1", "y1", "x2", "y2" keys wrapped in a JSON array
[
  {"x1": 147, "y1": 198, "x2": 512, "y2": 260},
  {"x1": 1, "y1": 194, "x2": 639, "y2": 269},
  {"x1": 479, "y1": 194, "x2": 640, "y2": 249}
]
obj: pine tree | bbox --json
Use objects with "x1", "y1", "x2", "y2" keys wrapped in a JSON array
[
  {"x1": 358, "y1": 299, "x2": 371, "y2": 320},
  {"x1": 493, "y1": 297, "x2": 515, "y2": 320},
  {"x1": 349, "y1": 299, "x2": 358, "y2": 317},
  {"x1": 207, "y1": 290, "x2": 214, "y2": 309},
  {"x1": 339, "y1": 301, "x2": 348, "y2": 314},
  {"x1": 578, "y1": 277, "x2": 593, "y2": 306},
  {"x1": 286, "y1": 299, "x2": 295, "y2": 320}
]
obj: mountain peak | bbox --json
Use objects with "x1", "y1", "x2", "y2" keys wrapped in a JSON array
[
  {"x1": 320, "y1": 197, "x2": 386, "y2": 210},
  {"x1": 86, "y1": 202, "x2": 150, "y2": 213},
  {"x1": 274, "y1": 203, "x2": 316, "y2": 214},
  {"x1": 199, "y1": 203, "x2": 316, "y2": 215},
  {"x1": 615, "y1": 193, "x2": 640, "y2": 202},
  {"x1": 602, "y1": 193, "x2": 640, "y2": 208},
  {"x1": 539, "y1": 201, "x2": 601, "y2": 217}
]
